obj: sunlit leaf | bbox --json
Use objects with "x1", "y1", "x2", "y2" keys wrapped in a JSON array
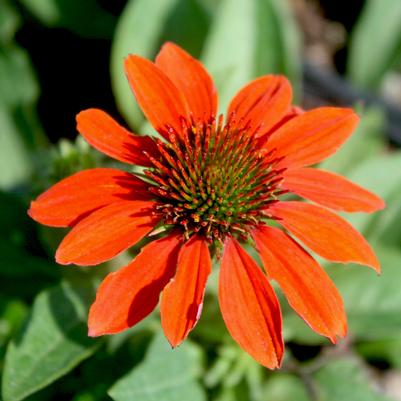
[
  {"x1": 264, "y1": 373, "x2": 311, "y2": 401},
  {"x1": 347, "y1": 0, "x2": 401, "y2": 88},
  {"x1": 203, "y1": 0, "x2": 301, "y2": 111},
  {"x1": 2, "y1": 282, "x2": 99, "y2": 401},
  {"x1": 341, "y1": 151, "x2": 401, "y2": 237},
  {"x1": 109, "y1": 332, "x2": 206, "y2": 401},
  {"x1": 330, "y1": 247, "x2": 401, "y2": 339},
  {"x1": 314, "y1": 357, "x2": 391, "y2": 401}
]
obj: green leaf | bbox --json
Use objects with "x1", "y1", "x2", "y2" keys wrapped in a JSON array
[
  {"x1": 18, "y1": 0, "x2": 116, "y2": 39},
  {"x1": 109, "y1": 332, "x2": 206, "y2": 401},
  {"x1": 329, "y1": 247, "x2": 401, "y2": 340},
  {"x1": 202, "y1": 0, "x2": 301, "y2": 111},
  {"x1": 314, "y1": 357, "x2": 392, "y2": 401},
  {"x1": 0, "y1": 102, "x2": 33, "y2": 188},
  {"x1": 357, "y1": 338, "x2": 401, "y2": 370},
  {"x1": 347, "y1": 0, "x2": 401, "y2": 88},
  {"x1": 0, "y1": 0, "x2": 21, "y2": 45},
  {"x1": 341, "y1": 151, "x2": 401, "y2": 238},
  {"x1": 0, "y1": 295, "x2": 28, "y2": 355},
  {"x1": 0, "y1": 46, "x2": 39, "y2": 110},
  {"x1": 264, "y1": 373, "x2": 311, "y2": 401},
  {"x1": 0, "y1": 45, "x2": 46, "y2": 188},
  {"x1": 2, "y1": 281, "x2": 100, "y2": 401}
]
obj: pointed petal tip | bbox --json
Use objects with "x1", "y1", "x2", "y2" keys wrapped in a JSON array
[
  {"x1": 220, "y1": 238, "x2": 284, "y2": 369},
  {"x1": 27, "y1": 202, "x2": 35, "y2": 219},
  {"x1": 166, "y1": 336, "x2": 181, "y2": 349},
  {"x1": 87, "y1": 327, "x2": 101, "y2": 338},
  {"x1": 375, "y1": 197, "x2": 386, "y2": 211},
  {"x1": 54, "y1": 252, "x2": 72, "y2": 266}
]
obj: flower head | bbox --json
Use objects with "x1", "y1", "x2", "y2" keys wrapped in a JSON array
[{"x1": 29, "y1": 43, "x2": 384, "y2": 368}]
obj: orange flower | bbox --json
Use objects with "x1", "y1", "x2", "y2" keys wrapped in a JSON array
[{"x1": 29, "y1": 43, "x2": 384, "y2": 368}]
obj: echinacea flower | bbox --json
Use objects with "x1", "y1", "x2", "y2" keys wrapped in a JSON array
[{"x1": 28, "y1": 42, "x2": 384, "y2": 368}]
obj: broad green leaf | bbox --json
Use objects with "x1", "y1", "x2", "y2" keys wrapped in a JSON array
[
  {"x1": 18, "y1": 0, "x2": 115, "y2": 39},
  {"x1": 329, "y1": 247, "x2": 401, "y2": 339},
  {"x1": 2, "y1": 281, "x2": 99, "y2": 401},
  {"x1": 109, "y1": 333, "x2": 206, "y2": 401},
  {"x1": 314, "y1": 358, "x2": 392, "y2": 401},
  {"x1": 112, "y1": 0, "x2": 210, "y2": 131},
  {"x1": 202, "y1": 0, "x2": 301, "y2": 111},
  {"x1": 320, "y1": 107, "x2": 387, "y2": 175},
  {"x1": 264, "y1": 373, "x2": 311, "y2": 401},
  {"x1": 347, "y1": 0, "x2": 401, "y2": 88}
]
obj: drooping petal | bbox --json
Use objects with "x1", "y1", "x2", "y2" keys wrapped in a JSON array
[
  {"x1": 219, "y1": 237, "x2": 283, "y2": 368},
  {"x1": 268, "y1": 201, "x2": 380, "y2": 271},
  {"x1": 161, "y1": 235, "x2": 211, "y2": 347},
  {"x1": 155, "y1": 42, "x2": 217, "y2": 124},
  {"x1": 56, "y1": 200, "x2": 159, "y2": 266},
  {"x1": 263, "y1": 107, "x2": 359, "y2": 169},
  {"x1": 281, "y1": 168, "x2": 385, "y2": 212},
  {"x1": 252, "y1": 225, "x2": 346, "y2": 342},
  {"x1": 88, "y1": 233, "x2": 182, "y2": 336},
  {"x1": 227, "y1": 75, "x2": 292, "y2": 138},
  {"x1": 28, "y1": 168, "x2": 151, "y2": 227},
  {"x1": 76, "y1": 109, "x2": 158, "y2": 166},
  {"x1": 124, "y1": 55, "x2": 190, "y2": 139}
]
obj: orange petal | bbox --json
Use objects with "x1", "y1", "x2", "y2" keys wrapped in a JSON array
[
  {"x1": 263, "y1": 105, "x2": 304, "y2": 137},
  {"x1": 88, "y1": 233, "x2": 182, "y2": 336},
  {"x1": 156, "y1": 42, "x2": 217, "y2": 124},
  {"x1": 28, "y1": 168, "x2": 151, "y2": 227},
  {"x1": 160, "y1": 235, "x2": 211, "y2": 347},
  {"x1": 219, "y1": 237, "x2": 283, "y2": 368},
  {"x1": 124, "y1": 55, "x2": 190, "y2": 139},
  {"x1": 56, "y1": 200, "x2": 159, "y2": 266},
  {"x1": 76, "y1": 109, "x2": 158, "y2": 166},
  {"x1": 227, "y1": 75, "x2": 292, "y2": 138},
  {"x1": 252, "y1": 225, "x2": 346, "y2": 342},
  {"x1": 268, "y1": 201, "x2": 380, "y2": 272},
  {"x1": 282, "y1": 168, "x2": 385, "y2": 212},
  {"x1": 263, "y1": 107, "x2": 359, "y2": 169}
]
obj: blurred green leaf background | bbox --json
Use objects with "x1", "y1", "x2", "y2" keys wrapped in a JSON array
[{"x1": 1, "y1": 0, "x2": 401, "y2": 400}]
